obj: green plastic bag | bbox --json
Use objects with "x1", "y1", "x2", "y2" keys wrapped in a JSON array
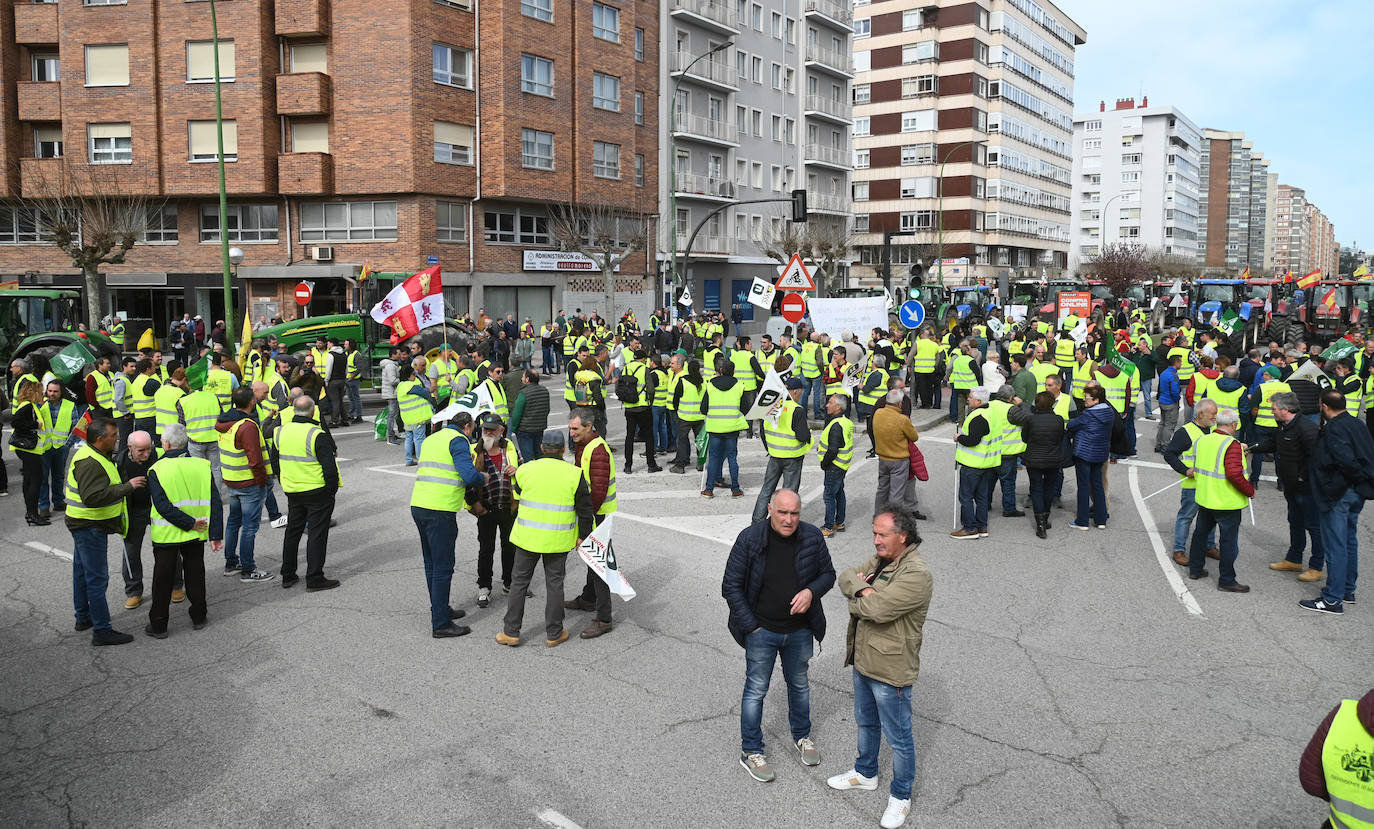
[
  {"x1": 374, "y1": 412, "x2": 386, "y2": 441},
  {"x1": 695, "y1": 428, "x2": 709, "y2": 467}
]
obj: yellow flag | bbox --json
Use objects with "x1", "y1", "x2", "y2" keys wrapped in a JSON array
[
  {"x1": 1356, "y1": 264, "x2": 1371, "y2": 280},
  {"x1": 236, "y1": 312, "x2": 253, "y2": 366},
  {"x1": 136, "y1": 327, "x2": 156, "y2": 350}
]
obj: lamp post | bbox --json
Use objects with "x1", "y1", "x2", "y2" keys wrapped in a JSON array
[
  {"x1": 208, "y1": 0, "x2": 235, "y2": 353},
  {"x1": 1096, "y1": 192, "x2": 1125, "y2": 259},
  {"x1": 667, "y1": 41, "x2": 731, "y2": 312},
  {"x1": 935, "y1": 139, "x2": 987, "y2": 284}
]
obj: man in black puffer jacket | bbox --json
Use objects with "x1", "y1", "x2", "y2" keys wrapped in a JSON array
[{"x1": 1249, "y1": 391, "x2": 1322, "y2": 581}]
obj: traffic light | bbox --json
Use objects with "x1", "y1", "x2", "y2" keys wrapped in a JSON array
[
  {"x1": 790, "y1": 189, "x2": 808, "y2": 223},
  {"x1": 907, "y1": 260, "x2": 925, "y2": 299}
]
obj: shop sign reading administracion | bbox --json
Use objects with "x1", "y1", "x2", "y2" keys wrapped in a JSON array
[{"x1": 522, "y1": 250, "x2": 621, "y2": 273}]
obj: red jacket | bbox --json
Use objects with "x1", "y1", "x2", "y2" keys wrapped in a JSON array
[
  {"x1": 1184, "y1": 369, "x2": 1219, "y2": 406},
  {"x1": 1222, "y1": 439, "x2": 1255, "y2": 498},
  {"x1": 573, "y1": 439, "x2": 613, "y2": 512}
]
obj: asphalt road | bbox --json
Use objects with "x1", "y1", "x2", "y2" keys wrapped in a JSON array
[{"x1": 1, "y1": 382, "x2": 1367, "y2": 828}]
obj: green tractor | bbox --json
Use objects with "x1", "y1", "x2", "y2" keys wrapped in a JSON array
[{"x1": 0, "y1": 287, "x2": 120, "y2": 371}]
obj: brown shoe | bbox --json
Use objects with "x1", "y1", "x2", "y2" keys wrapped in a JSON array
[
  {"x1": 1172, "y1": 551, "x2": 1189, "y2": 567},
  {"x1": 1297, "y1": 568, "x2": 1324, "y2": 583},
  {"x1": 564, "y1": 596, "x2": 596, "y2": 611},
  {"x1": 1206, "y1": 547, "x2": 1220, "y2": 560},
  {"x1": 1269, "y1": 560, "x2": 1303, "y2": 573},
  {"x1": 170, "y1": 588, "x2": 186, "y2": 603},
  {"x1": 949, "y1": 529, "x2": 980, "y2": 540},
  {"x1": 821, "y1": 528, "x2": 835, "y2": 538},
  {"x1": 495, "y1": 632, "x2": 521, "y2": 647},
  {"x1": 124, "y1": 595, "x2": 142, "y2": 610},
  {"x1": 580, "y1": 619, "x2": 613, "y2": 639},
  {"x1": 546, "y1": 629, "x2": 570, "y2": 648},
  {"x1": 700, "y1": 490, "x2": 714, "y2": 499},
  {"x1": 1217, "y1": 583, "x2": 1251, "y2": 593}
]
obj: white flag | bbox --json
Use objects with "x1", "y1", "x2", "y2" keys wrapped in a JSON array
[
  {"x1": 841, "y1": 364, "x2": 862, "y2": 396},
  {"x1": 678, "y1": 285, "x2": 694, "y2": 307},
  {"x1": 430, "y1": 382, "x2": 495, "y2": 424},
  {"x1": 745, "y1": 367, "x2": 791, "y2": 421},
  {"x1": 1068, "y1": 319, "x2": 1088, "y2": 346},
  {"x1": 577, "y1": 515, "x2": 635, "y2": 600},
  {"x1": 747, "y1": 277, "x2": 776, "y2": 310},
  {"x1": 1170, "y1": 292, "x2": 1188, "y2": 308}
]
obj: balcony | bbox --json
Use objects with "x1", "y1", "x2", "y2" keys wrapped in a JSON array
[
  {"x1": 676, "y1": 232, "x2": 735, "y2": 257},
  {"x1": 20, "y1": 157, "x2": 63, "y2": 199},
  {"x1": 278, "y1": 152, "x2": 333, "y2": 195},
  {"x1": 13, "y1": 2, "x2": 58, "y2": 44},
  {"x1": 276, "y1": 0, "x2": 329, "y2": 37},
  {"x1": 804, "y1": 44, "x2": 853, "y2": 77},
  {"x1": 808, "y1": 193, "x2": 850, "y2": 214},
  {"x1": 674, "y1": 172, "x2": 735, "y2": 201},
  {"x1": 276, "y1": 72, "x2": 331, "y2": 116},
  {"x1": 17, "y1": 82, "x2": 61, "y2": 122},
  {"x1": 669, "y1": 50, "x2": 738, "y2": 92},
  {"x1": 672, "y1": 112, "x2": 737, "y2": 146},
  {"x1": 804, "y1": 0, "x2": 853, "y2": 30},
  {"x1": 804, "y1": 142, "x2": 852, "y2": 170},
  {"x1": 670, "y1": 0, "x2": 738, "y2": 35},
  {"x1": 803, "y1": 93, "x2": 851, "y2": 124}
]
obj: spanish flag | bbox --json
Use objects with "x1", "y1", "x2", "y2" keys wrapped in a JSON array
[
  {"x1": 1321, "y1": 287, "x2": 1339, "y2": 312},
  {"x1": 359, "y1": 260, "x2": 373, "y2": 282},
  {"x1": 1297, "y1": 270, "x2": 1322, "y2": 290},
  {"x1": 1283, "y1": 270, "x2": 1294, "y2": 284},
  {"x1": 1356, "y1": 264, "x2": 1371, "y2": 280},
  {"x1": 1240, "y1": 267, "x2": 1251, "y2": 280}
]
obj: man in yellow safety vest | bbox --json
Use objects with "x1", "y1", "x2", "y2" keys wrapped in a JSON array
[
  {"x1": 1185, "y1": 407, "x2": 1254, "y2": 591},
  {"x1": 275, "y1": 396, "x2": 342, "y2": 592},
  {"x1": 143, "y1": 422, "x2": 222, "y2": 638},
  {"x1": 410, "y1": 411, "x2": 486, "y2": 637}
]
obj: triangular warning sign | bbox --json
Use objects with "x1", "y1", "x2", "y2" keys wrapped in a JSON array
[{"x1": 774, "y1": 254, "x2": 816, "y2": 291}]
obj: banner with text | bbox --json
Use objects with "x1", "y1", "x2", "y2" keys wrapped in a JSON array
[
  {"x1": 805, "y1": 296, "x2": 890, "y2": 339},
  {"x1": 577, "y1": 515, "x2": 636, "y2": 600}
]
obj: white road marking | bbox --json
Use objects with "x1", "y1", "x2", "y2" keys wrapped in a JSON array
[
  {"x1": 366, "y1": 464, "x2": 418, "y2": 478},
  {"x1": 536, "y1": 809, "x2": 586, "y2": 829},
  {"x1": 25, "y1": 541, "x2": 73, "y2": 562},
  {"x1": 1127, "y1": 465, "x2": 1204, "y2": 618},
  {"x1": 615, "y1": 511, "x2": 746, "y2": 546}
]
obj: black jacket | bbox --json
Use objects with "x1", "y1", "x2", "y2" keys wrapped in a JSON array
[
  {"x1": 721, "y1": 521, "x2": 836, "y2": 647},
  {"x1": 1310, "y1": 411, "x2": 1374, "y2": 502},
  {"x1": 1251, "y1": 413, "x2": 1318, "y2": 493},
  {"x1": 1021, "y1": 411, "x2": 1066, "y2": 469}
]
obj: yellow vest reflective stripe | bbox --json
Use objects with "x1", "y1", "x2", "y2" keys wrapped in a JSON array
[
  {"x1": 950, "y1": 354, "x2": 977, "y2": 390},
  {"x1": 757, "y1": 348, "x2": 778, "y2": 370},
  {"x1": 482, "y1": 378, "x2": 510, "y2": 421},
  {"x1": 149, "y1": 456, "x2": 212, "y2": 544},
  {"x1": 432, "y1": 357, "x2": 459, "y2": 394},
  {"x1": 858, "y1": 368, "x2": 889, "y2": 408},
  {"x1": 676, "y1": 378, "x2": 705, "y2": 422},
  {"x1": 1178, "y1": 422, "x2": 1206, "y2": 490},
  {"x1": 42, "y1": 399, "x2": 76, "y2": 450},
  {"x1": 12, "y1": 401, "x2": 48, "y2": 455},
  {"x1": 127, "y1": 374, "x2": 157, "y2": 419},
  {"x1": 578, "y1": 435, "x2": 617, "y2": 515},
  {"x1": 1192, "y1": 432, "x2": 1248, "y2": 510},
  {"x1": 1070, "y1": 361, "x2": 1092, "y2": 398},
  {"x1": 1052, "y1": 393, "x2": 1071, "y2": 420},
  {"x1": 988, "y1": 400, "x2": 1025, "y2": 455},
  {"x1": 1191, "y1": 372, "x2": 1214, "y2": 401},
  {"x1": 109, "y1": 321, "x2": 124, "y2": 346},
  {"x1": 730, "y1": 351, "x2": 758, "y2": 391},
  {"x1": 64, "y1": 444, "x2": 129, "y2": 534},
  {"x1": 1203, "y1": 385, "x2": 1243, "y2": 413},
  {"x1": 346, "y1": 351, "x2": 360, "y2": 380},
  {"x1": 704, "y1": 381, "x2": 746, "y2": 433},
  {"x1": 1168, "y1": 348, "x2": 1195, "y2": 382},
  {"x1": 204, "y1": 368, "x2": 234, "y2": 410},
  {"x1": 1254, "y1": 381, "x2": 1291, "y2": 428},
  {"x1": 1054, "y1": 338, "x2": 1076, "y2": 368},
  {"x1": 824, "y1": 368, "x2": 847, "y2": 397},
  {"x1": 762, "y1": 399, "x2": 809, "y2": 458},
  {"x1": 409, "y1": 429, "x2": 470, "y2": 511},
  {"x1": 179, "y1": 391, "x2": 221, "y2": 443},
  {"x1": 799, "y1": 342, "x2": 821, "y2": 379},
  {"x1": 651, "y1": 368, "x2": 670, "y2": 407},
  {"x1": 1323, "y1": 699, "x2": 1374, "y2": 829},
  {"x1": 91, "y1": 371, "x2": 115, "y2": 410},
  {"x1": 510, "y1": 458, "x2": 583, "y2": 553},
  {"x1": 217, "y1": 418, "x2": 258, "y2": 482},
  {"x1": 702, "y1": 347, "x2": 723, "y2": 380},
  {"x1": 955, "y1": 407, "x2": 1002, "y2": 468},
  {"x1": 1097, "y1": 371, "x2": 1129, "y2": 414},
  {"x1": 153, "y1": 385, "x2": 185, "y2": 436},
  {"x1": 912, "y1": 338, "x2": 939, "y2": 373},
  {"x1": 397, "y1": 380, "x2": 433, "y2": 426},
  {"x1": 275, "y1": 421, "x2": 326, "y2": 493},
  {"x1": 563, "y1": 334, "x2": 579, "y2": 356},
  {"x1": 816, "y1": 415, "x2": 854, "y2": 471},
  {"x1": 1029, "y1": 361, "x2": 1059, "y2": 392}
]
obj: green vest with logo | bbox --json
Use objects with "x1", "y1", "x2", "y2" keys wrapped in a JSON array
[
  {"x1": 205, "y1": 368, "x2": 234, "y2": 411},
  {"x1": 1322, "y1": 699, "x2": 1374, "y2": 829},
  {"x1": 1254, "y1": 381, "x2": 1291, "y2": 428}
]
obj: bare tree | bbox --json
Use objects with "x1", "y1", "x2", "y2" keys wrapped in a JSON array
[
  {"x1": 804, "y1": 219, "x2": 852, "y2": 297},
  {"x1": 1087, "y1": 242, "x2": 1152, "y2": 298},
  {"x1": 16, "y1": 159, "x2": 160, "y2": 330},
  {"x1": 550, "y1": 196, "x2": 651, "y2": 322},
  {"x1": 1147, "y1": 246, "x2": 1197, "y2": 281},
  {"x1": 759, "y1": 215, "x2": 811, "y2": 269}
]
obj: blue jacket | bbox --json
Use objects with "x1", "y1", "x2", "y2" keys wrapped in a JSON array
[
  {"x1": 1067, "y1": 402, "x2": 1115, "y2": 463},
  {"x1": 1158, "y1": 367, "x2": 1181, "y2": 405},
  {"x1": 1311, "y1": 411, "x2": 1374, "y2": 503},
  {"x1": 721, "y1": 521, "x2": 836, "y2": 648}
]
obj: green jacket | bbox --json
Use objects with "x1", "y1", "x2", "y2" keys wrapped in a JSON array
[
  {"x1": 838, "y1": 544, "x2": 933, "y2": 688},
  {"x1": 1010, "y1": 368, "x2": 1037, "y2": 405},
  {"x1": 1130, "y1": 351, "x2": 1158, "y2": 381}
]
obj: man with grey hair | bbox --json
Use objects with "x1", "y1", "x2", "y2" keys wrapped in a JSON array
[
  {"x1": 952, "y1": 386, "x2": 999, "y2": 539},
  {"x1": 874, "y1": 388, "x2": 920, "y2": 518},
  {"x1": 144, "y1": 422, "x2": 223, "y2": 638},
  {"x1": 1186, "y1": 407, "x2": 1254, "y2": 592},
  {"x1": 1250, "y1": 391, "x2": 1324, "y2": 581},
  {"x1": 986, "y1": 384, "x2": 1032, "y2": 519},
  {"x1": 1163, "y1": 399, "x2": 1218, "y2": 566}
]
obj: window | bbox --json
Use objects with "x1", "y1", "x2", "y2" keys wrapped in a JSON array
[
  {"x1": 900, "y1": 177, "x2": 934, "y2": 198},
  {"x1": 186, "y1": 40, "x2": 234, "y2": 82},
  {"x1": 784, "y1": 118, "x2": 795, "y2": 145},
  {"x1": 521, "y1": 0, "x2": 553, "y2": 22},
  {"x1": 85, "y1": 44, "x2": 129, "y2": 87},
  {"x1": 83, "y1": 0, "x2": 125, "y2": 6},
  {"x1": 736, "y1": 105, "x2": 747, "y2": 134},
  {"x1": 771, "y1": 11, "x2": 783, "y2": 37},
  {"x1": 593, "y1": 141, "x2": 620, "y2": 179},
  {"x1": 1119, "y1": 226, "x2": 1140, "y2": 238},
  {"x1": 854, "y1": 214, "x2": 869, "y2": 232},
  {"x1": 434, "y1": 0, "x2": 472, "y2": 8},
  {"x1": 771, "y1": 62, "x2": 782, "y2": 90},
  {"x1": 751, "y1": 3, "x2": 763, "y2": 30},
  {"x1": 634, "y1": 91, "x2": 645, "y2": 125},
  {"x1": 517, "y1": 212, "x2": 551, "y2": 244},
  {"x1": 298, "y1": 201, "x2": 397, "y2": 241},
  {"x1": 31, "y1": 53, "x2": 60, "y2": 82},
  {"x1": 290, "y1": 43, "x2": 328, "y2": 73},
  {"x1": 1121, "y1": 171, "x2": 1140, "y2": 183},
  {"x1": 592, "y1": 72, "x2": 620, "y2": 111},
  {"x1": 737, "y1": 51, "x2": 747, "y2": 78},
  {"x1": 899, "y1": 212, "x2": 933, "y2": 231},
  {"x1": 433, "y1": 44, "x2": 472, "y2": 88},
  {"x1": 485, "y1": 211, "x2": 515, "y2": 243},
  {"x1": 592, "y1": 3, "x2": 620, "y2": 42},
  {"x1": 901, "y1": 109, "x2": 935, "y2": 132},
  {"x1": 854, "y1": 149, "x2": 869, "y2": 168},
  {"x1": 139, "y1": 205, "x2": 178, "y2": 244},
  {"x1": 770, "y1": 165, "x2": 783, "y2": 191},
  {"x1": 853, "y1": 181, "x2": 869, "y2": 201},
  {"x1": 34, "y1": 127, "x2": 63, "y2": 159},
  {"x1": 1084, "y1": 120, "x2": 1102, "y2": 132},
  {"x1": 784, "y1": 67, "x2": 794, "y2": 93},
  {"x1": 634, "y1": 154, "x2": 644, "y2": 187},
  {"x1": 901, "y1": 143, "x2": 934, "y2": 164},
  {"x1": 1121, "y1": 153, "x2": 1141, "y2": 165},
  {"x1": 88, "y1": 122, "x2": 131, "y2": 164},
  {"x1": 902, "y1": 9, "x2": 923, "y2": 29},
  {"x1": 751, "y1": 162, "x2": 763, "y2": 189},
  {"x1": 521, "y1": 54, "x2": 553, "y2": 96},
  {"x1": 200, "y1": 204, "x2": 279, "y2": 243},
  {"x1": 902, "y1": 42, "x2": 936, "y2": 63},
  {"x1": 854, "y1": 18, "x2": 870, "y2": 37},
  {"x1": 974, "y1": 42, "x2": 988, "y2": 64},
  {"x1": 436, "y1": 201, "x2": 467, "y2": 242},
  {"x1": 853, "y1": 51, "x2": 870, "y2": 72},
  {"x1": 521, "y1": 128, "x2": 554, "y2": 169},
  {"x1": 291, "y1": 121, "x2": 329, "y2": 153},
  {"x1": 786, "y1": 17, "x2": 796, "y2": 43},
  {"x1": 188, "y1": 120, "x2": 237, "y2": 162},
  {"x1": 635, "y1": 28, "x2": 644, "y2": 60},
  {"x1": 853, "y1": 83, "x2": 870, "y2": 103},
  {"x1": 750, "y1": 109, "x2": 762, "y2": 136},
  {"x1": 433, "y1": 121, "x2": 473, "y2": 164},
  {"x1": 1082, "y1": 138, "x2": 1101, "y2": 151},
  {"x1": 911, "y1": 75, "x2": 937, "y2": 96},
  {"x1": 0, "y1": 206, "x2": 58, "y2": 244},
  {"x1": 771, "y1": 115, "x2": 782, "y2": 141},
  {"x1": 751, "y1": 56, "x2": 762, "y2": 83},
  {"x1": 1121, "y1": 135, "x2": 1134, "y2": 147},
  {"x1": 852, "y1": 116, "x2": 869, "y2": 136}
]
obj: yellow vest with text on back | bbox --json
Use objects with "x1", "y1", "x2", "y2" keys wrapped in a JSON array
[
  {"x1": 1322, "y1": 699, "x2": 1374, "y2": 829},
  {"x1": 1254, "y1": 381, "x2": 1291, "y2": 428}
]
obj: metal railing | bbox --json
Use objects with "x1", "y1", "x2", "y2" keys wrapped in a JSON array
[
  {"x1": 807, "y1": 192, "x2": 850, "y2": 213},
  {"x1": 804, "y1": 44, "x2": 852, "y2": 73},
  {"x1": 804, "y1": 143, "x2": 851, "y2": 167},
  {"x1": 673, "y1": 112, "x2": 736, "y2": 142},
  {"x1": 804, "y1": 0, "x2": 853, "y2": 26},
  {"x1": 672, "y1": 0, "x2": 738, "y2": 30},
  {"x1": 804, "y1": 94, "x2": 851, "y2": 121},
  {"x1": 676, "y1": 232, "x2": 734, "y2": 255},
  {"x1": 670, "y1": 50, "x2": 737, "y2": 87},
  {"x1": 675, "y1": 173, "x2": 736, "y2": 198}
]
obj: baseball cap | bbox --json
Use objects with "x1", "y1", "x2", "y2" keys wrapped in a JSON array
[
  {"x1": 541, "y1": 429, "x2": 565, "y2": 448},
  {"x1": 785, "y1": 377, "x2": 805, "y2": 391}
]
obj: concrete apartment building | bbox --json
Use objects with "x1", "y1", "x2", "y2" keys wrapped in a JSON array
[
  {"x1": 1269, "y1": 183, "x2": 1309, "y2": 276},
  {"x1": 1197, "y1": 128, "x2": 1271, "y2": 274},
  {"x1": 1305, "y1": 202, "x2": 1337, "y2": 277},
  {"x1": 0, "y1": 0, "x2": 658, "y2": 331},
  {"x1": 848, "y1": 0, "x2": 1086, "y2": 288},
  {"x1": 661, "y1": 0, "x2": 852, "y2": 319},
  {"x1": 1067, "y1": 96, "x2": 1201, "y2": 275}
]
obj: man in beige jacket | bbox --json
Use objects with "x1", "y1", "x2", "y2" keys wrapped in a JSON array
[{"x1": 827, "y1": 505, "x2": 934, "y2": 829}]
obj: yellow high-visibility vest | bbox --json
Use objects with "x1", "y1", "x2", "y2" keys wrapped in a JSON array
[
  {"x1": 510, "y1": 458, "x2": 583, "y2": 553},
  {"x1": 149, "y1": 456, "x2": 212, "y2": 545}
]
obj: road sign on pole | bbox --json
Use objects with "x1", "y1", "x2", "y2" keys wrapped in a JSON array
[
  {"x1": 898, "y1": 300, "x2": 926, "y2": 330},
  {"x1": 775, "y1": 253, "x2": 817, "y2": 291},
  {"x1": 294, "y1": 282, "x2": 313, "y2": 306},
  {"x1": 780, "y1": 292, "x2": 806, "y2": 323}
]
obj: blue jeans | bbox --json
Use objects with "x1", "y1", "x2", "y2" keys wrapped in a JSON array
[
  {"x1": 1189, "y1": 507, "x2": 1241, "y2": 586},
  {"x1": 653, "y1": 405, "x2": 673, "y2": 451},
  {"x1": 997, "y1": 454, "x2": 1019, "y2": 514},
  {"x1": 412, "y1": 506, "x2": 459, "y2": 630},
  {"x1": 71, "y1": 527, "x2": 114, "y2": 632},
  {"x1": 809, "y1": 377, "x2": 825, "y2": 418},
  {"x1": 1317, "y1": 490, "x2": 1362, "y2": 604},
  {"x1": 1137, "y1": 378, "x2": 1154, "y2": 417},
  {"x1": 740, "y1": 628, "x2": 814, "y2": 754},
  {"x1": 224, "y1": 485, "x2": 266, "y2": 572},
  {"x1": 823, "y1": 466, "x2": 847, "y2": 529},
  {"x1": 542, "y1": 345, "x2": 557, "y2": 372},
  {"x1": 39, "y1": 443, "x2": 70, "y2": 510},
  {"x1": 852, "y1": 669, "x2": 916, "y2": 800},
  {"x1": 515, "y1": 431, "x2": 539, "y2": 464},
  {"x1": 705, "y1": 434, "x2": 739, "y2": 494},
  {"x1": 1248, "y1": 425, "x2": 1275, "y2": 484},
  {"x1": 405, "y1": 424, "x2": 426, "y2": 464},
  {"x1": 347, "y1": 379, "x2": 363, "y2": 420},
  {"x1": 752, "y1": 456, "x2": 803, "y2": 522},
  {"x1": 957, "y1": 465, "x2": 995, "y2": 532},
  {"x1": 1074, "y1": 459, "x2": 1108, "y2": 527},
  {"x1": 1283, "y1": 490, "x2": 1323, "y2": 570},
  {"x1": 1172, "y1": 486, "x2": 1215, "y2": 553},
  {"x1": 263, "y1": 483, "x2": 282, "y2": 521}
]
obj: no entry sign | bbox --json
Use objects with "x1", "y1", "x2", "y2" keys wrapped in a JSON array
[
  {"x1": 780, "y1": 292, "x2": 806, "y2": 324},
  {"x1": 294, "y1": 282, "x2": 313, "y2": 306}
]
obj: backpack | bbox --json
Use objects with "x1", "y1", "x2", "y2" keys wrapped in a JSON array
[{"x1": 615, "y1": 372, "x2": 640, "y2": 405}]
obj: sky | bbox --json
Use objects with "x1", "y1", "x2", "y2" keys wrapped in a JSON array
[{"x1": 1068, "y1": 0, "x2": 1374, "y2": 252}]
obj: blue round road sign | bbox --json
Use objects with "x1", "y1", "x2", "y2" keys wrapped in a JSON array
[{"x1": 898, "y1": 300, "x2": 925, "y2": 330}]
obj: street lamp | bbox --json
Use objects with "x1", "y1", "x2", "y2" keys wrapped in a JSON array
[
  {"x1": 936, "y1": 139, "x2": 987, "y2": 283},
  {"x1": 1096, "y1": 192, "x2": 1125, "y2": 258},
  {"x1": 667, "y1": 40, "x2": 731, "y2": 312},
  {"x1": 208, "y1": 0, "x2": 235, "y2": 353}
]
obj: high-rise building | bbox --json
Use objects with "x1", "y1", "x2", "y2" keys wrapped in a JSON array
[
  {"x1": 1197, "y1": 128, "x2": 1270, "y2": 274},
  {"x1": 1305, "y1": 202, "x2": 1337, "y2": 277},
  {"x1": 1067, "y1": 96, "x2": 1201, "y2": 274},
  {"x1": 660, "y1": 0, "x2": 853, "y2": 317},
  {"x1": 0, "y1": 0, "x2": 658, "y2": 329},
  {"x1": 848, "y1": 0, "x2": 1086, "y2": 287},
  {"x1": 1270, "y1": 184, "x2": 1309, "y2": 276}
]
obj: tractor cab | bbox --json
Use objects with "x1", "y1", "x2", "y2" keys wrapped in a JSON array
[{"x1": 941, "y1": 285, "x2": 996, "y2": 325}]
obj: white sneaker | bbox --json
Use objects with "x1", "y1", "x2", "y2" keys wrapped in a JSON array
[
  {"x1": 826, "y1": 769, "x2": 878, "y2": 791},
  {"x1": 880, "y1": 796, "x2": 911, "y2": 828},
  {"x1": 270, "y1": 515, "x2": 289, "y2": 529},
  {"x1": 477, "y1": 587, "x2": 491, "y2": 608}
]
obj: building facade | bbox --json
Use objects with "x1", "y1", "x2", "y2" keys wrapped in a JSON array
[
  {"x1": 1197, "y1": 128, "x2": 1270, "y2": 274},
  {"x1": 0, "y1": 0, "x2": 658, "y2": 333},
  {"x1": 1305, "y1": 202, "x2": 1337, "y2": 277},
  {"x1": 848, "y1": 0, "x2": 1086, "y2": 288},
  {"x1": 660, "y1": 0, "x2": 853, "y2": 320},
  {"x1": 1269, "y1": 184, "x2": 1308, "y2": 277},
  {"x1": 1067, "y1": 96, "x2": 1200, "y2": 275}
]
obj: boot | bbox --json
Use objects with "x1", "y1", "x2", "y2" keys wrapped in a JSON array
[{"x1": 1034, "y1": 513, "x2": 1049, "y2": 539}]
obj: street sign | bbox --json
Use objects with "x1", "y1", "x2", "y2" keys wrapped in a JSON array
[
  {"x1": 426, "y1": 255, "x2": 439, "y2": 266},
  {"x1": 898, "y1": 300, "x2": 925, "y2": 330},
  {"x1": 780, "y1": 292, "x2": 806, "y2": 323},
  {"x1": 294, "y1": 282, "x2": 313, "y2": 306},
  {"x1": 775, "y1": 253, "x2": 817, "y2": 291},
  {"x1": 747, "y1": 276, "x2": 776, "y2": 310}
]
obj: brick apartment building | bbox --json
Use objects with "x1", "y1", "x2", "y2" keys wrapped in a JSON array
[{"x1": 0, "y1": 0, "x2": 658, "y2": 333}]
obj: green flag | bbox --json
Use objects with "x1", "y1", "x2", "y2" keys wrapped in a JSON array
[
  {"x1": 51, "y1": 341, "x2": 96, "y2": 381},
  {"x1": 1320, "y1": 337, "x2": 1358, "y2": 364},
  {"x1": 1215, "y1": 309, "x2": 1241, "y2": 337},
  {"x1": 1106, "y1": 348, "x2": 1137, "y2": 377},
  {"x1": 184, "y1": 355, "x2": 211, "y2": 390}
]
